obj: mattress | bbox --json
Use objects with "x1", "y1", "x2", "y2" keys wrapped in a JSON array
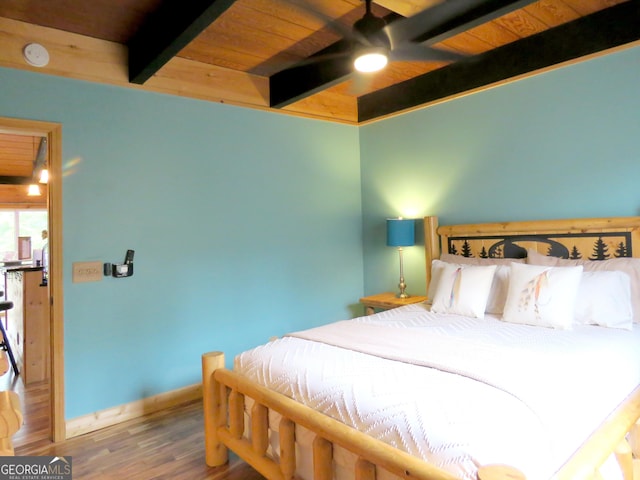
[{"x1": 235, "y1": 303, "x2": 640, "y2": 479}]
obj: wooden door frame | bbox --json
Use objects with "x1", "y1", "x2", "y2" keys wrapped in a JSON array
[{"x1": 0, "y1": 116, "x2": 64, "y2": 441}]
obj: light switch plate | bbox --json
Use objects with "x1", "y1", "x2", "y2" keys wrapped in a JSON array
[{"x1": 72, "y1": 261, "x2": 103, "y2": 283}]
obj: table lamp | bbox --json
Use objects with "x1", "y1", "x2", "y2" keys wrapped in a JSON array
[{"x1": 386, "y1": 217, "x2": 415, "y2": 298}]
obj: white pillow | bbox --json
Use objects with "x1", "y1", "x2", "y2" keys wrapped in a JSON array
[
  {"x1": 431, "y1": 263, "x2": 496, "y2": 319},
  {"x1": 486, "y1": 265, "x2": 513, "y2": 315},
  {"x1": 527, "y1": 248, "x2": 640, "y2": 323},
  {"x1": 430, "y1": 255, "x2": 525, "y2": 314},
  {"x1": 575, "y1": 271, "x2": 632, "y2": 330},
  {"x1": 503, "y1": 263, "x2": 583, "y2": 329},
  {"x1": 427, "y1": 259, "x2": 446, "y2": 301}
]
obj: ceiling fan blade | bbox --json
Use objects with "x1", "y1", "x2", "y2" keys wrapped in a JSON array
[
  {"x1": 281, "y1": 50, "x2": 353, "y2": 72},
  {"x1": 383, "y1": 0, "x2": 537, "y2": 48},
  {"x1": 286, "y1": 0, "x2": 371, "y2": 46},
  {"x1": 389, "y1": 44, "x2": 466, "y2": 63}
]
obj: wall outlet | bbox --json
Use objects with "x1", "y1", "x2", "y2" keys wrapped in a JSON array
[{"x1": 72, "y1": 261, "x2": 103, "y2": 283}]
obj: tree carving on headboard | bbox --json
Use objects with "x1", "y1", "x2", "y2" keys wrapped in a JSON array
[
  {"x1": 461, "y1": 240, "x2": 473, "y2": 257},
  {"x1": 590, "y1": 237, "x2": 610, "y2": 260},
  {"x1": 569, "y1": 246, "x2": 582, "y2": 259},
  {"x1": 615, "y1": 241, "x2": 628, "y2": 257},
  {"x1": 447, "y1": 232, "x2": 632, "y2": 260}
]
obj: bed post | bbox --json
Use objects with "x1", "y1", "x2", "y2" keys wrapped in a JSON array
[
  {"x1": 202, "y1": 351, "x2": 228, "y2": 466},
  {"x1": 0, "y1": 390, "x2": 22, "y2": 456},
  {"x1": 630, "y1": 419, "x2": 639, "y2": 458},
  {"x1": 423, "y1": 216, "x2": 440, "y2": 293},
  {"x1": 627, "y1": 420, "x2": 639, "y2": 478},
  {"x1": 0, "y1": 350, "x2": 21, "y2": 456},
  {"x1": 477, "y1": 465, "x2": 525, "y2": 480}
]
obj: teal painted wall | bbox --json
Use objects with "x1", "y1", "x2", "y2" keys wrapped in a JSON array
[
  {"x1": 2, "y1": 43, "x2": 639, "y2": 421},
  {"x1": 359, "y1": 45, "x2": 640, "y2": 298},
  {"x1": 0, "y1": 68, "x2": 363, "y2": 419}
]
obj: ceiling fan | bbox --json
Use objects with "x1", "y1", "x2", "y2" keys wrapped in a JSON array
[
  {"x1": 346, "y1": 0, "x2": 467, "y2": 73},
  {"x1": 270, "y1": 0, "x2": 537, "y2": 105},
  {"x1": 279, "y1": 0, "x2": 478, "y2": 78}
]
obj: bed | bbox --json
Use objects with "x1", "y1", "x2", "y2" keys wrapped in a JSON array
[{"x1": 202, "y1": 216, "x2": 640, "y2": 480}]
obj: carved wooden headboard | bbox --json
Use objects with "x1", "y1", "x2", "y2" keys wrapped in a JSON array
[{"x1": 423, "y1": 216, "x2": 640, "y2": 290}]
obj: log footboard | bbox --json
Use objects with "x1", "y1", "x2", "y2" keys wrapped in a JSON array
[
  {"x1": 628, "y1": 419, "x2": 640, "y2": 479},
  {"x1": 203, "y1": 352, "x2": 640, "y2": 480},
  {"x1": 202, "y1": 351, "x2": 526, "y2": 480},
  {"x1": 552, "y1": 386, "x2": 640, "y2": 480}
]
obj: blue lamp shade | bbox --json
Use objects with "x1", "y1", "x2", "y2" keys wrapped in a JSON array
[{"x1": 386, "y1": 218, "x2": 415, "y2": 247}]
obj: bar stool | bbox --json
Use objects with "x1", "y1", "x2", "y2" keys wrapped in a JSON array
[{"x1": 0, "y1": 299, "x2": 19, "y2": 377}]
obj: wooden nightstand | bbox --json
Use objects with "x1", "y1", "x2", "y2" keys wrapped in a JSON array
[{"x1": 359, "y1": 292, "x2": 427, "y2": 315}]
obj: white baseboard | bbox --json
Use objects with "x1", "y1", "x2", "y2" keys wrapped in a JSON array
[{"x1": 65, "y1": 383, "x2": 202, "y2": 439}]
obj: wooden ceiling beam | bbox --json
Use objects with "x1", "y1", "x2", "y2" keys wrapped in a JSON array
[
  {"x1": 0, "y1": 176, "x2": 33, "y2": 186},
  {"x1": 270, "y1": 0, "x2": 538, "y2": 108},
  {"x1": 128, "y1": 0, "x2": 236, "y2": 84},
  {"x1": 357, "y1": 0, "x2": 640, "y2": 122}
]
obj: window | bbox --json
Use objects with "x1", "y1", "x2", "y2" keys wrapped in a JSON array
[{"x1": 0, "y1": 209, "x2": 48, "y2": 263}]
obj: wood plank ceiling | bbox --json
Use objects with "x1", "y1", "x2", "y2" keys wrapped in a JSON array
[
  {"x1": 0, "y1": 0, "x2": 637, "y2": 126},
  {"x1": 0, "y1": 133, "x2": 48, "y2": 205}
]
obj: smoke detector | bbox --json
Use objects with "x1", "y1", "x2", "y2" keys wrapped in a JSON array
[{"x1": 23, "y1": 43, "x2": 50, "y2": 67}]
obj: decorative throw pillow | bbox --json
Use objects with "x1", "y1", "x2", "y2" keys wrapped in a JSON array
[
  {"x1": 430, "y1": 263, "x2": 496, "y2": 318},
  {"x1": 527, "y1": 248, "x2": 640, "y2": 323},
  {"x1": 503, "y1": 263, "x2": 583, "y2": 329},
  {"x1": 575, "y1": 271, "x2": 632, "y2": 330},
  {"x1": 431, "y1": 255, "x2": 526, "y2": 314}
]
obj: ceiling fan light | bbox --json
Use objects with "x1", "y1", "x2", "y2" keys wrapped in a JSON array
[
  {"x1": 39, "y1": 168, "x2": 49, "y2": 184},
  {"x1": 27, "y1": 184, "x2": 41, "y2": 196},
  {"x1": 354, "y1": 52, "x2": 388, "y2": 73}
]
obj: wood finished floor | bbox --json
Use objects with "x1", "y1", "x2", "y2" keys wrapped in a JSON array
[{"x1": 0, "y1": 370, "x2": 266, "y2": 479}]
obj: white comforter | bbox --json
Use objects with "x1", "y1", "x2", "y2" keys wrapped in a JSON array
[{"x1": 235, "y1": 304, "x2": 640, "y2": 479}]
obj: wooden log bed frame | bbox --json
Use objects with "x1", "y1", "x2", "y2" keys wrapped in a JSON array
[{"x1": 203, "y1": 216, "x2": 640, "y2": 480}]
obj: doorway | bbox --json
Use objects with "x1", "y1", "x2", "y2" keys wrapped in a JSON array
[{"x1": 0, "y1": 117, "x2": 64, "y2": 443}]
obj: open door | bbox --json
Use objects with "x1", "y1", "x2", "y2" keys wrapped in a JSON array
[{"x1": 0, "y1": 116, "x2": 64, "y2": 442}]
